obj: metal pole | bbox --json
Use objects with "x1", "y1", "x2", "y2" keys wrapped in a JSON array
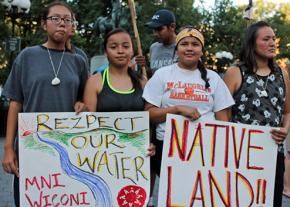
[{"x1": 12, "y1": 16, "x2": 15, "y2": 36}]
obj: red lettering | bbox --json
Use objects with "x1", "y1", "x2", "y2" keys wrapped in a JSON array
[
  {"x1": 236, "y1": 172, "x2": 254, "y2": 207},
  {"x1": 79, "y1": 192, "x2": 90, "y2": 205},
  {"x1": 60, "y1": 194, "x2": 69, "y2": 205},
  {"x1": 208, "y1": 170, "x2": 231, "y2": 207},
  {"x1": 52, "y1": 194, "x2": 60, "y2": 207},
  {"x1": 166, "y1": 166, "x2": 173, "y2": 207},
  {"x1": 190, "y1": 170, "x2": 206, "y2": 207},
  {"x1": 186, "y1": 123, "x2": 205, "y2": 166},
  {"x1": 40, "y1": 175, "x2": 51, "y2": 189},
  {"x1": 262, "y1": 180, "x2": 267, "y2": 204},
  {"x1": 167, "y1": 82, "x2": 174, "y2": 89},
  {"x1": 166, "y1": 166, "x2": 184, "y2": 207},
  {"x1": 205, "y1": 124, "x2": 228, "y2": 167},
  {"x1": 232, "y1": 127, "x2": 246, "y2": 168},
  {"x1": 25, "y1": 191, "x2": 43, "y2": 207},
  {"x1": 26, "y1": 176, "x2": 40, "y2": 191},
  {"x1": 168, "y1": 119, "x2": 189, "y2": 161},
  {"x1": 51, "y1": 173, "x2": 65, "y2": 188},
  {"x1": 42, "y1": 193, "x2": 52, "y2": 207},
  {"x1": 25, "y1": 173, "x2": 65, "y2": 192},
  {"x1": 247, "y1": 130, "x2": 264, "y2": 170},
  {"x1": 256, "y1": 179, "x2": 261, "y2": 204},
  {"x1": 224, "y1": 125, "x2": 230, "y2": 168},
  {"x1": 25, "y1": 191, "x2": 90, "y2": 206},
  {"x1": 69, "y1": 193, "x2": 79, "y2": 205}
]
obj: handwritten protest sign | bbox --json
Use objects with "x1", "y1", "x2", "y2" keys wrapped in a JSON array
[
  {"x1": 19, "y1": 112, "x2": 150, "y2": 207},
  {"x1": 158, "y1": 114, "x2": 277, "y2": 207}
]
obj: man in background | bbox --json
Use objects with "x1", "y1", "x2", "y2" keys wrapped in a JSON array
[
  {"x1": 135, "y1": 9, "x2": 177, "y2": 207},
  {"x1": 135, "y1": 9, "x2": 177, "y2": 76},
  {"x1": 66, "y1": 15, "x2": 90, "y2": 68}
]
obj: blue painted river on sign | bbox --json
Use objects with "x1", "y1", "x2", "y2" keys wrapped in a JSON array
[{"x1": 36, "y1": 133, "x2": 113, "y2": 207}]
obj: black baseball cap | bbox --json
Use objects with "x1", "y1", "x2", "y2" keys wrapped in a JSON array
[{"x1": 145, "y1": 9, "x2": 175, "y2": 29}]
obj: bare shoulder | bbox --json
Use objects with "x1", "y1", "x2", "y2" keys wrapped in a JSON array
[
  {"x1": 86, "y1": 73, "x2": 103, "y2": 93},
  {"x1": 281, "y1": 68, "x2": 290, "y2": 81},
  {"x1": 224, "y1": 66, "x2": 241, "y2": 77},
  {"x1": 223, "y1": 66, "x2": 242, "y2": 94},
  {"x1": 280, "y1": 67, "x2": 290, "y2": 113},
  {"x1": 281, "y1": 68, "x2": 290, "y2": 93},
  {"x1": 224, "y1": 66, "x2": 242, "y2": 82}
]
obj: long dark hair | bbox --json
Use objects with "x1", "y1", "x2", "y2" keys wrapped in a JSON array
[
  {"x1": 103, "y1": 28, "x2": 142, "y2": 89},
  {"x1": 239, "y1": 21, "x2": 275, "y2": 73},
  {"x1": 41, "y1": 1, "x2": 73, "y2": 21},
  {"x1": 198, "y1": 55, "x2": 210, "y2": 89}
]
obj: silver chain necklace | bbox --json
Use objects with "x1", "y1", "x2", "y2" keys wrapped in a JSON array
[
  {"x1": 255, "y1": 73, "x2": 269, "y2": 97},
  {"x1": 47, "y1": 48, "x2": 65, "y2": 86}
]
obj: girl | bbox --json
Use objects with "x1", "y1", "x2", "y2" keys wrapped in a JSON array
[
  {"x1": 142, "y1": 26, "x2": 235, "y2": 176},
  {"x1": 2, "y1": 2, "x2": 88, "y2": 206},
  {"x1": 83, "y1": 28, "x2": 155, "y2": 154},
  {"x1": 83, "y1": 28, "x2": 145, "y2": 112}
]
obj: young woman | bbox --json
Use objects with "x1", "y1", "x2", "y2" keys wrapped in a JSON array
[
  {"x1": 142, "y1": 26, "x2": 235, "y2": 177},
  {"x1": 83, "y1": 28, "x2": 154, "y2": 152},
  {"x1": 65, "y1": 13, "x2": 89, "y2": 65},
  {"x1": 1, "y1": 2, "x2": 88, "y2": 206},
  {"x1": 84, "y1": 28, "x2": 144, "y2": 112},
  {"x1": 223, "y1": 21, "x2": 290, "y2": 207}
]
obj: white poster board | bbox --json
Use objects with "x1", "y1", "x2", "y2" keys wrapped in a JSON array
[
  {"x1": 19, "y1": 112, "x2": 150, "y2": 207},
  {"x1": 158, "y1": 114, "x2": 278, "y2": 207}
]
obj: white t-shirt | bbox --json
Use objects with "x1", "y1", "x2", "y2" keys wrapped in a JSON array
[{"x1": 143, "y1": 63, "x2": 235, "y2": 141}]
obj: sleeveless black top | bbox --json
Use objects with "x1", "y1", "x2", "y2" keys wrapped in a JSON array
[
  {"x1": 96, "y1": 68, "x2": 144, "y2": 112},
  {"x1": 231, "y1": 64, "x2": 285, "y2": 127}
]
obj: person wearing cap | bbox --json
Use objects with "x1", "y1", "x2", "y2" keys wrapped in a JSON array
[
  {"x1": 136, "y1": 10, "x2": 178, "y2": 206},
  {"x1": 135, "y1": 9, "x2": 177, "y2": 76},
  {"x1": 142, "y1": 26, "x2": 234, "y2": 188}
]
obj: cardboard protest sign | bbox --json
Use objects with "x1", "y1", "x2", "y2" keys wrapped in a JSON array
[
  {"x1": 19, "y1": 112, "x2": 150, "y2": 207},
  {"x1": 158, "y1": 114, "x2": 277, "y2": 207}
]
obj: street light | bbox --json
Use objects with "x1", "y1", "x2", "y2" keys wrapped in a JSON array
[
  {"x1": 1, "y1": 0, "x2": 31, "y2": 36},
  {"x1": 0, "y1": 1, "x2": 31, "y2": 136},
  {"x1": 1, "y1": 0, "x2": 31, "y2": 13},
  {"x1": 1, "y1": 0, "x2": 31, "y2": 53}
]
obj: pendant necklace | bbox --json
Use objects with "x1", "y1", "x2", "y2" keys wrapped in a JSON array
[
  {"x1": 47, "y1": 47, "x2": 65, "y2": 86},
  {"x1": 255, "y1": 73, "x2": 269, "y2": 97}
]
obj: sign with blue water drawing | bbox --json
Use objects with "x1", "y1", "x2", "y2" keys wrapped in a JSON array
[{"x1": 19, "y1": 112, "x2": 150, "y2": 207}]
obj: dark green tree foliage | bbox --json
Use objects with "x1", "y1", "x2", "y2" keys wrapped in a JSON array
[
  {"x1": 69, "y1": 0, "x2": 105, "y2": 56},
  {"x1": 134, "y1": 0, "x2": 203, "y2": 57},
  {"x1": 202, "y1": 0, "x2": 246, "y2": 71},
  {"x1": 0, "y1": 5, "x2": 10, "y2": 84},
  {"x1": 267, "y1": 12, "x2": 290, "y2": 59},
  {"x1": 0, "y1": 0, "x2": 289, "y2": 85},
  {"x1": 19, "y1": 0, "x2": 48, "y2": 47}
]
